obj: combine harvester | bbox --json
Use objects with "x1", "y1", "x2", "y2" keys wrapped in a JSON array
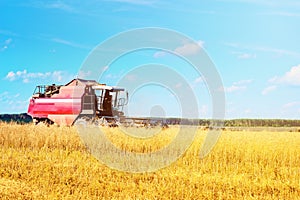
[{"x1": 27, "y1": 78, "x2": 167, "y2": 127}]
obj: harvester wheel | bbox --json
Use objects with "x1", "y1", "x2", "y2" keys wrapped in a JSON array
[
  {"x1": 34, "y1": 118, "x2": 53, "y2": 127},
  {"x1": 74, "y1": 117, "x2": 89, "y2": 128}
]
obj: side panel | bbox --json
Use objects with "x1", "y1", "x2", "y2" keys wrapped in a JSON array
[
  {"x1": 48, "y1": 114, "x2": 79, "y2": 126},
  {"x1": 27, "y1": 85, "x2": 85, "y2": 126}
]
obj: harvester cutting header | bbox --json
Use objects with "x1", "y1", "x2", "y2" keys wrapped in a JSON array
[{"x1": 27, "y1": 79, "x2": 128, "y2": 126}]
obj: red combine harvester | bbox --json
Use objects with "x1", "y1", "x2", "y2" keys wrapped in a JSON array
[{"x1": 27, "y1": 79, "x2": 128, "y2": 126}]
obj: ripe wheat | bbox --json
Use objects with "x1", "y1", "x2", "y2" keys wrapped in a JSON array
[{"x1": 0, "y1": 123, "x2": 299, "y2": 199}]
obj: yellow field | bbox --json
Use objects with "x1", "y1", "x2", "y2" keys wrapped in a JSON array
[{"x1": 0, "y1": 123, "x2": 299, "y2": 199}]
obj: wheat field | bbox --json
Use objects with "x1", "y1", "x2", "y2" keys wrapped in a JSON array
[{"x1": 0, "y1": 123, "x2": 299, "y2": 199}]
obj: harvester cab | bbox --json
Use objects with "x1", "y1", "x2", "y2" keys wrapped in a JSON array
[
  {"x1": 32, "y1": 84, "x2": 62, "y2": 98},
  {"x1": 79, "y1": 84, "x2": 128, "y2": 122}
]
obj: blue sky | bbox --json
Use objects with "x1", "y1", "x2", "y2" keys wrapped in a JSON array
[{"x1": 0, "y1": 0, "x2": 300, "y2": 119}]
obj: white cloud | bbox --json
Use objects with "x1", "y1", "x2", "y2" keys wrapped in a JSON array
[
  {"x1": 232, "y1": 51, "x2": 256, "y2": 59},
  {"x1": 269, "y1": 64, "x2": 300, "y2": 86},
  {"x1": 23, "y1": 78, "x2": 30, "y2": 83},
  {"x1": 52, "y1": 38, "x2": 91, "y2": 49},
  {"x1": 174, "y1": 40, "x2": 204, "y2": 56},
  {"x1": 1, "y1": 38, "x2": 12, "y2": 52},
  {"x1": 222, "y1": 79, "x2": 252, "y2": 93},
  {"x1": 175, "y1": 82, "x2": 182, "y2": 88},
  {"x1": 104, "y1": 73, "x2": 120, "y2": 80},
  {"x1": 255, "y1": 46, "x2": 300, "y2": 58},
  {"x1": 194, "y1": 76, "x2": 204, "y2": 84},
  {"x1": 283, "y1": 101, "x2": 300, "y2": 109},
  {"x1": 0, "y1": 91, "x2": 29, "y2": 113},
  {"x1": 281, "y1": 101, "x2": 300, "y2": 117},
  {"x1": 45, "y1": 2, "x2": 73, "y2": 11},
  {"x1": 223, "y1": 85, "x2": 246, "y2": 93},
  {"x1": 125, "y1": 74, "x2": 136, "y2": 82},
  {"x1": 219, "y1": 0, "x2": 300, "y2": 8},
  {"x1": 30, "y1": 1, "x2": 75, "y2": 12},
  {"x1": 102, "y1": 66, "x2": 109, "y2": 71},
  {"x1": 234, "y1": 79, "x2": 253, "y2": 85},
  {"x1": 1, "y1": 46, "x2": 8, "y2": 51},
  {"x1": 5, "y1": 71, "x2": 16, "y2": 81},
  {"x1": 224, "y1": 42, "x2": 240, "y2": 48},
  {"x1": 153, "y1": 41, "x2": 204, "y2": 58},
  {"x1": 78, "y1": 70, "x2": 92, "y2": 79},
  {"x1": 197, "y1": 40, "x2": 205, "y2": 47},
  {"x1": 153, "y1": 51, "x2": 168, "y2": 58},
  {"x1": 5, "y1": 38, "x2": 12, "y2": 45},
  {"x1": 239, "y1": 53, "x2": 256, "y2": 59},
  {"x1": 261, "y1": 85, "x2": 277, "y2": 95},
  {"x1": 52, "y1": 71, "x2": 64, "y2": 82},
  {"x1": 16, "y1": 70, "x2": 27, "y2": 77},
  {"x1": 108, "y1": 0, "x2": 156, "y2": 6},
  {"x1": 5, "y1": 70, "x2": 72, "y2": 83},
  {"x1": 225, "y1": 42, "x2": 300, "y2": 58}
]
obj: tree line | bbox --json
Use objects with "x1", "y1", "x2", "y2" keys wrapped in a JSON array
[
  {"x1": 165, "y1": 118, "x2": 300, "y2": 127},
  {"x1": 1, "y1": 114, "x2": 300, "y2": 127}
]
